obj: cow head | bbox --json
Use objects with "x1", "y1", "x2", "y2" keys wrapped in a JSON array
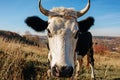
[{"x1": 25, "y1": 0, "x2": 90, "y2": 77}]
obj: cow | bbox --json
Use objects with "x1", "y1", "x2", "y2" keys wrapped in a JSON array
[
  {"x1": 75, "y1": 17, "x2": 95, "y2": 79},
  {"x1": 25, "y1": 0, "x2": 95, "y2": 79}
]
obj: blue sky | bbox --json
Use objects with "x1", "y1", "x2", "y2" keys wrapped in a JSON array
[{"x1": 0, "y1": 0, "x2": 120, "y2": 36}]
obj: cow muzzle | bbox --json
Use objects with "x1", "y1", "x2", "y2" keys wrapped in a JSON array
[{"x1": 52, "y1": 65, "x2": 73, "y2": 77}]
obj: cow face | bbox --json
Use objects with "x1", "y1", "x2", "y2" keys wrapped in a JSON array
[
  {"x1": 25, "y1": 0, "x2": 90, "y2": 77},
  {"x1": 47, "y1": 8, "x2": 78, "y2": 77}
]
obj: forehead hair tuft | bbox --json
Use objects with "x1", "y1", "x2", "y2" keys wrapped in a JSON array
[{"x1": 49, "y1": 7, "x2": 77, "y2": 17}]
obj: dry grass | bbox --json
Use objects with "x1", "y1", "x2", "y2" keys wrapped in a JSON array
[
  {"x1": 0, "y1": 37, "x2": 48, "y2": 80},
  {"x1": 94, "y1": 53, "x2": 120, "y2": 80},
  {"x1": 0, "y1": 37, "x2": 120, "y2": 80}
]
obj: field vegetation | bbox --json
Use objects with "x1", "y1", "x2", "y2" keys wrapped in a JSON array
[{"x1": 0, "y1": 31, "x2": 120, "y2": 80}]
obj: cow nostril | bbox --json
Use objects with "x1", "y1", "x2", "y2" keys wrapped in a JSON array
[
  {"x1": 52, "y1": 65, "x2": 60, "y2": 77},
  {"x1": 61, "y1": 66, "x2": 67, "y2": 71}
]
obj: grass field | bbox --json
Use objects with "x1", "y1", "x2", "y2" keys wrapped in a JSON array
[{"x1": 0, "y1": 37, "x2": 120, "y2": 80}]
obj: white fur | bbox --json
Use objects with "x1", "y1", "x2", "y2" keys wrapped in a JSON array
[
  {"x1": 47, "y1": 7, "x2": 78, "y2": 69},
  {"x1": 49, "y1": 7, "x2": 77, "y2": 18},
  {"x1": 90, "y1": 64, "x2": 95, "y2": 78}
]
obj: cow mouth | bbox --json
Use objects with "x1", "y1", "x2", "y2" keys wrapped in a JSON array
[{"x1": 52, "y1": 65, "x2": 73, "y2": 77}]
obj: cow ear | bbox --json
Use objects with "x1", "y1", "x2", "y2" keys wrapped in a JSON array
[
  {"x1": 78, "y1": 17, "x2": 94, "y2": 32},
  {"x1": 25, "y1": 16, "x2": 48, "y2": 32}
]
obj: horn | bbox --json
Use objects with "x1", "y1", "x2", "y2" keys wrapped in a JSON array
[
  {"x1": 77, "y1": 0, "x2": 90, "y2": 18},
  {"x1": 39, "y1": 0, "x2": 50, "y2": 16}
]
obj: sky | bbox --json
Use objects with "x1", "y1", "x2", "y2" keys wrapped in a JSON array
[{"x1": 0, "y1": 0, "x2": 120, "y2": 36}]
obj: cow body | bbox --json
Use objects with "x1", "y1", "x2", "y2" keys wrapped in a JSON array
[
  {"x1": 76, "y1": 32, "x2": 92, "y2": 56},
  {"x1": 25, "y1": 0, "x2": 95, "y2": 79},
  {"x1": 75, "y1": 17, "x2": 95, "y2": 79}
]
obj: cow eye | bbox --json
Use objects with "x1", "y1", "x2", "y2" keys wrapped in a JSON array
[{"x1": 47, "y1": 29, "x2": 52, "y2": 37}]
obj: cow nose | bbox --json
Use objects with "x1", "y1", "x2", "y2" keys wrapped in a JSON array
[{"x1": 52, "y1": 65, "x2": 73, "y2": 77}]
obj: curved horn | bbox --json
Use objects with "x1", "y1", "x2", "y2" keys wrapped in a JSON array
[
  {"x1": 77, "y1": 0, "x2": 90, "y2": 18},
  {"x1": 39, "y1": 0, "x2": 50, "y2": 16}
]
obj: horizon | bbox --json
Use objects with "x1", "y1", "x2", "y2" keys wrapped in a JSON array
[
  {"x1": 1, "y1": 30, "x2": 120, "y2": 38},
  {"x1": 0, "y1": 0, "x2": 120, "y2": 37}
]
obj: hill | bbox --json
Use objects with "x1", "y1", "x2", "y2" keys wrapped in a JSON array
[
  {"x1": 0, "y1": 30, "x2": 39, "y2": 46},
  {"x1": 93, "y1": 36, "x2": 120, "y2": 54}
]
